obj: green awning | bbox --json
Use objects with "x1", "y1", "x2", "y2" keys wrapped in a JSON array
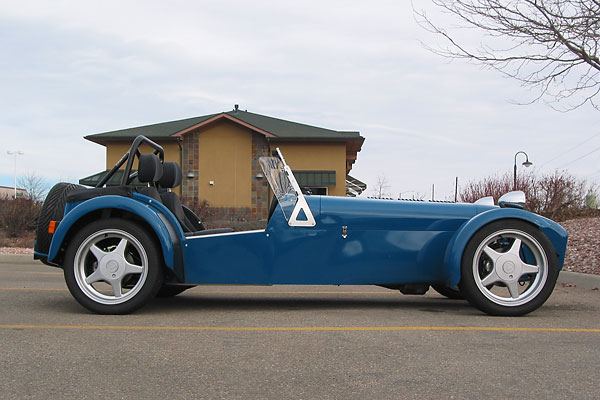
[
  {"x1": 293, "y1": 170, "x2": 336, "y2": 187},
  {"x1": 79, "y1": 170, "x2": 144, "y2": 187}
]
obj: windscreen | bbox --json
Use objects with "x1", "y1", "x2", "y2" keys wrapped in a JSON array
[{"x1": 258, "y1": 156, "x2": 298, "y2": 221}]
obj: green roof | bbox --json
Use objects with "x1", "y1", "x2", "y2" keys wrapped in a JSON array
[
  {"x1": 85, "y1": 109, "x2": 362, "y2": 143},
  {"x1": 228, "y1": 110, "x2": 360, "y2": 139},
  {"x1": 85, "y1": 114, "x2": 219, "y2": 142}
]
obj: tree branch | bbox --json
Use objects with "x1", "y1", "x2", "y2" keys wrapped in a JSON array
[{"x1": 414, "y1": 0, "x2": 600, "y2": 110}]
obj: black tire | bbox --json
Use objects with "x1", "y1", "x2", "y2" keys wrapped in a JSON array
[
  {"x1": 64, "y1": 218, "x2": 163, "y2": 314},
  {"x1": 432, "y1": 284, "x2": 464, "y2": 300},
  {"x1": 156, "y1": 284, "x2": 194, "y2": 298},
  {"x1": 458, "y1": 220, "x2": 558, "y2": 316},
  {"x1": 35, "y1": 182, "x2": 84, "y2": 255}
]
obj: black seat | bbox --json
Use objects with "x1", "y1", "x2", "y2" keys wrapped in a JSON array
[
  {"x1": 136, "y1": 153, "x2": 163, "y2": 202},
  {"x1": 159, "y1": 162, "x2": 233, "y2": 237},
  {"x1": 158, "y1": 162, "x2": 197, "y2": 232}
]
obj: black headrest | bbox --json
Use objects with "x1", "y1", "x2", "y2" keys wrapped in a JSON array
[
  {"x1": 159, "y1": 162, "x2": 183, "y2": 189},
  {"x1": 138, "y1": 154, "x2": 163, "y2": 183}
]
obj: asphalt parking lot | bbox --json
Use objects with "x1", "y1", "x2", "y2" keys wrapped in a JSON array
[{"x1": 1, "y1": 255, "x2": 599, "y2": 399}]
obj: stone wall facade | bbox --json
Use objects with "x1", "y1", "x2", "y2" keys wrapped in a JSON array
[
  {"x1": 181, "y1": 131, "x2": 199, "y2": 202},
  {"x1": 251, "y1": 132, "x2": 270, "y2": 223}
]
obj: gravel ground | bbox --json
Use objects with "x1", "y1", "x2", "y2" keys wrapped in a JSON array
[
  {"x1": 1, "y1": 216, "x2": 597, "y2": 274},
  {"x1": 561, "y1": 216, "x2": 599, "y2": 276},
  {"x1": 0, "y1": 247, "x2": 33, "y2": 255}
]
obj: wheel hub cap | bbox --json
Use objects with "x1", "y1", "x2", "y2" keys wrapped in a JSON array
[
  {"x1": 497, "y1": 254, "x2": 522, "y2": 280},
  {"x1": 99, "y1": 255, "x2": 125, "y2": 279},
  {"x1": 106, "y1": 260, "x2": 119, "y2": 273}
]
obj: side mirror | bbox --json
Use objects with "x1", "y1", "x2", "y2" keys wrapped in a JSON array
[{"x1": 498, "y1": 191, "x2": 526, "y2": 209}]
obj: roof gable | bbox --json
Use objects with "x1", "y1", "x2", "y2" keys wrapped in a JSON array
[{"x1": 171, "y1": 112, "x2": 277, "y2": 138}]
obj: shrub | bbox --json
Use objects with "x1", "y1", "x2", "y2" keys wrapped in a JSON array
[
  {"x1": 0, "y1": 198, "x2": 42, "y2": 237},
  {"x1": 460, "y1": 171, "x2": 599, "y2": 221},
  {"x1": 181, "y1": 198, "x2": 212, "y2": 223},
  {"x1": 460, "y1": 173, "x2": 514, "y2": 204}
]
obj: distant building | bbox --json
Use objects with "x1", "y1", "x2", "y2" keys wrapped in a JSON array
[
  {"x1": 0, "y1": 186, "x2": 27, "y2": 199},
  {"x1": 81, "y1": 106, "x2": 366, "y2": 225}
]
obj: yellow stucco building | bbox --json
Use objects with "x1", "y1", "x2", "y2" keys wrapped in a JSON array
[{"x1": 82, "y1": 106, "x2": 365, "y2": 225}]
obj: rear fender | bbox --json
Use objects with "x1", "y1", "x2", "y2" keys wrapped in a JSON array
[
  {"x1": 443, "y1": 208, "x2": 568, "y2": 287},
  {"x1": 47, "y1": 195, "x2": 185, "y2": 279}
]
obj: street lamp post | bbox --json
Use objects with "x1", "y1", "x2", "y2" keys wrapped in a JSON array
[
  {"x1": 513, "y1": 151, "x2": 533, "y2": 191},
  {"x1": 7, "y1": 150, "x2": 24, "y2": 199}
]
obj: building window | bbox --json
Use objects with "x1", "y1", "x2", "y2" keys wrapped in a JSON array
[
  {"x1": 293, "y1": 170, "x2": 336, "y2": 187},
  {"x1": 302, "y1": 187, "x2": 328, "y2": 195}
]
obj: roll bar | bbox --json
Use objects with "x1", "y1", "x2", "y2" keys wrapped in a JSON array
[{"x1": 96, "y1": 135, "x2": 165, "y2": 188}]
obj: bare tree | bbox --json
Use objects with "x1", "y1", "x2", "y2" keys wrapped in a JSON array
[
  {"x1": 372, "y1": 175, "x2": 392, "y2": 198},
  {"x1": 415, "y1": 0, "x2": 600, "y2": 110},
  {"x1": 18, "y1": 172, "x2": 48, "y2": 203}
]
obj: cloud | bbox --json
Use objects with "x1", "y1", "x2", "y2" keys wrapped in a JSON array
[{"x1": 0, "y1": 1, "x2": 598, "y2": 199}]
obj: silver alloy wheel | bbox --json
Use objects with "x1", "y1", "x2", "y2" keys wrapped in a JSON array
[
  {"x1": 472, "y1": 229, "x2": 548, "y2": 307},
  {"x1": 73, "y1": 229, "x2": 149, "y2": 305}
]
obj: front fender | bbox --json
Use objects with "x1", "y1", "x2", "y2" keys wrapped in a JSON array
[
  {"x1": 48, "y1": 195, "x2": 182, "y2": 276},
  {"x1": 443, "y1": 208, "x2": 568, "y2": 287}
]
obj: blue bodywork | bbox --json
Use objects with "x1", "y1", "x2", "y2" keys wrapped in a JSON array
[{"x1": 40, "y1": 192, "x2": 568, "y2": 288}]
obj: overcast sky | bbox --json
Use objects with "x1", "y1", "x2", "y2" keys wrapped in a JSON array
[{"x1": 1, "y1": 0, "x2": 599, "y2": 200}]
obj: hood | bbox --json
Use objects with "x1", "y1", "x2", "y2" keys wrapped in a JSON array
[{"x1": 317, "y1": 196, "x2": 482, "y2": 231}]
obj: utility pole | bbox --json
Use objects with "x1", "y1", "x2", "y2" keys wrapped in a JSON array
[{"x1": 454, "y1": 177, "x2": 458, "y2": 202}]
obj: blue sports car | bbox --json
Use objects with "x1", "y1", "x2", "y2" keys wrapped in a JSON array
[{"x1": 34, "y1": 136, "x2": 568, "y2": 316}]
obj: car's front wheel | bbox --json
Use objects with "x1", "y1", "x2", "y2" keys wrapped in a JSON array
[
  {"x1": 458, "y1": 220, "x2": 558, "y2": 316},
  {"x1": 64, "y1": 218, "x2": 163, "y2": 314}
]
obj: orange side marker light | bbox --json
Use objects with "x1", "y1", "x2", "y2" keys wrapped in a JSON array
[{"x1": 48, "y1": 221, "x2": 57, "y2": 234}]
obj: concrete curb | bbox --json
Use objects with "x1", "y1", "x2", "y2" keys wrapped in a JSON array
[
  {"x1": 557, "y1": 270, "x2": 600, "y2": 290},
  {"x1": 0, "y1": 254, "x2": 35, "y2": 264},
  {"x1": 1, "y1": 254, "x2": 599, "y2": 290}
]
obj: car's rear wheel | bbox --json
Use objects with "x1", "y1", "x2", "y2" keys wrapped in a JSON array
[
  {"x1": 458, "y1": 220, "x2": 558, "y2": 316},
  {"x1": 64, "y1": 218, "x2": 163, "y2": 314}
]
